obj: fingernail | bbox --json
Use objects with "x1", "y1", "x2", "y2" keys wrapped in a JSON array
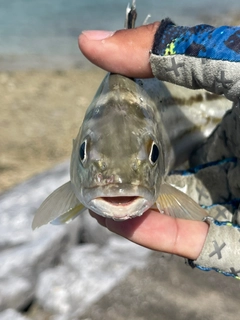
[{"x1": 82, "y1": 30, "x2": 115, "y2": 40}]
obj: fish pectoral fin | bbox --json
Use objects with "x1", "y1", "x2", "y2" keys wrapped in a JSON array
[
  {"x1": 32, "y1": 181, "x2": 84, "y2": 230},
  {"x1": 155, "y1": 183, "x2": 207, "y2": 221},
  {"x1": 50, "y1": 202, "x2": 85, "y2": 226}
]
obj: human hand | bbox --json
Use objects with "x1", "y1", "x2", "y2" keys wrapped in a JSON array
[{"x1": 78, "y1": 23, "x2": 209, "y2": 260}]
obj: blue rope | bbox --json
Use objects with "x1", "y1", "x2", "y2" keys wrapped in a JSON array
[
  {"x1": 201, "y1": 198, "x2": 240, "y2": 210},
  {"x1": 192, "y1": 264, "x2": 240, "y2": 280}
]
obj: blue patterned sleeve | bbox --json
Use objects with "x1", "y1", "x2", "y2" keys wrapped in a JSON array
[{"x1": 150, "y1": 19, "x2": 240, "y2": 102}]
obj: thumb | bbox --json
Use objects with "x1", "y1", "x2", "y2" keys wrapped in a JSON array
[{"x1": 78, "y1": 22, "x2": 160, "y2": 78}]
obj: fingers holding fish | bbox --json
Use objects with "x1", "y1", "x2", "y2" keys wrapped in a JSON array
[
  {"x1": 79, "y1": 22, "x2": 160, "y2": 78},
  {"x1": 89, "y1": 209, "x2": 209, "y2": 260}
]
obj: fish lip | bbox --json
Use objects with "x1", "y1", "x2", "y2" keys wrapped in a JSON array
[
  {"x1": 81, "y1": 185, "x2": 154, "y2": 220},
  {"x1": 89, "y1": 196, "x2": 150, "y2": 220},
  {"x1": 82, "y1": 184, "x2": 154, "y2": 205}
]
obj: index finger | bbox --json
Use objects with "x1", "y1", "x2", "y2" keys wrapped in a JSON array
[{"x1": 90, "y1": 210, "x2": 208, "y2": 260}]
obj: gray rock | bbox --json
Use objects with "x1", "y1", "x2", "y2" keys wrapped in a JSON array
[
  {"x1": 81, "y1": 210, "x2": 114, "y2": 245},
  {"x1": 0, "y1": 309, "x2": 28, "y2": 320},
  {"x1": 0, "y1": 162, "x2": 83, "y2": 311},
  {"x1": 0, "y1": 222, "x2": 82, "y2": 311},
  {"x1": 35, "y1": 238, "x2": 150, "y2": 319},
  {"x1": 79, "y1": 252, "x2": 240, "y2": 320},
  {"x1": 0, "y1": 277, "x2": 32, "y2": 311},
  {"x1": 0, "y1": 162, "x2": 71, "y2": 250}
]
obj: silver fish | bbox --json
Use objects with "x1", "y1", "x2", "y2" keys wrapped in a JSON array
[{"x1": 32, "y1": 2, "x2": 231, "y2": 229}]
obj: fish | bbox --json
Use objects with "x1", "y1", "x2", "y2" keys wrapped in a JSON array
[{"x1": 32, "y1": 1, "x2": 231, "y2": 229}]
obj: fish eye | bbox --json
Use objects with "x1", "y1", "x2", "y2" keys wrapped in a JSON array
[
  {"x1": 79, "y1": 140, "x2": 87, "y2": 163},
  {"x1": 149, "y1": 142, "x2": 159, "y2": 165}
]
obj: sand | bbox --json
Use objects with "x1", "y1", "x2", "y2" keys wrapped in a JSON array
[{"x1": 0, "y1": 68, "x2": 106, "y2": 193}]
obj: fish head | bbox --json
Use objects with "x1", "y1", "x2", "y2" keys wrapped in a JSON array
[{"x1": 70, "y1": 74, "x2": 167, "y2": 220}]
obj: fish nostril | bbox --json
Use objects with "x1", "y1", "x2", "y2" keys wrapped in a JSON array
[
  {"x1": 98, "y1": 161, "x2": 107, "y2": 171},
  {"x1": 96, "y1": 173, "x2": 103, "y2": 183},
  {"x1": 132, "y1": 162, "x2": 138, "y2": 171},
  {"x1": 101, "y1": 163, "x2": 107, "y2": 170},
  {"x1": 96, "y1": 173, "x2": 115, "y2": 185},
  {"x1": 106, "y1": 175, "x2": 114, "y2": 184}
]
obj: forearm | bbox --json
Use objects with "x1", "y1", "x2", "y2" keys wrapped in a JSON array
[{"x1": 150, "y1": 19, "x2": 240, "y2": 102}]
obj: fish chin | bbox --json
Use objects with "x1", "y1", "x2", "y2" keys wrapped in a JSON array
[{"x1": 89, "y1": 196, "x2": 150, "y2": 220}]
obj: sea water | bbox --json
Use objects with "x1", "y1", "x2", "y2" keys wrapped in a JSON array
[{"x1": 0, "y1": 0, "x2": 239, "y2": 71}]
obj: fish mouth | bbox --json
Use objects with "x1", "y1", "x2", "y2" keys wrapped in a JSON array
[
  {"x1": 89, "y1": 195, "x2": 151, "y2": 220},
  {"x1": 80, "y1": 184, "x2": 155, "y2": 220},
  {"x1": 100, "y1": 196, "x2": 139, "y2": 206}
]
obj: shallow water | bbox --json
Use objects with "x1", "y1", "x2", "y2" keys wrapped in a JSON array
[{"x1": 0, "y1": 0, "x2": 239, "y2": 70}]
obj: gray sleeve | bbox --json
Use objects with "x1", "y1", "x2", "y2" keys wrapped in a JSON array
[
  {"x1": 189, "y1": 217, "x2": 240, "y2": 279},
  {"x1": 149, "y1": 19, "x2": 240, "y2": 102}
]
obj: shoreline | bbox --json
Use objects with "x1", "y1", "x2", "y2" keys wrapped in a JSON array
[
  {"x1": 0, "y1": 67, "x2": 106, "y2": 193},
  {"x1": 0, "y1": 54, "x2": 94, "y2": 73}
]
